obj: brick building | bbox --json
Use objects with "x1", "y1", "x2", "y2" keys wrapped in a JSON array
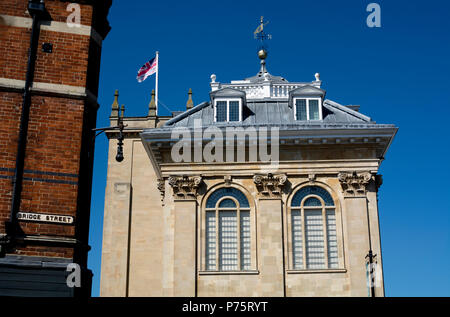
[{"x1": 0, "y1": 0, "x2": 111, "y2": 296}]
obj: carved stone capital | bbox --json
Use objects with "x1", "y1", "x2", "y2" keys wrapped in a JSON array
[
  {"x1": 168, "y1": 175, "x2": 202, "y2": 199},
  {"x1": 338, "y1": 171, "x2": 372, "y2": 197},
  {"x1": 253, "y1": 173, "x2": 287, "y2": 198}
]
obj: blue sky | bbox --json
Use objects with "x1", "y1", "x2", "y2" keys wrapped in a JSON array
[{"x1": 88, "y1": 0, "x2": 450, "y2": 296}]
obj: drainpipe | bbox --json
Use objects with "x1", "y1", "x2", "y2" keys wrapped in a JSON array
[
  {"x1": 365, "y1": 189, "x2": 376, "y2": 297},
  {"x1": 4, "y1": 0, "x2": 47, "y2": 242}
]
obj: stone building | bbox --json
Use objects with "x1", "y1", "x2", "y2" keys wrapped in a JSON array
[
  {"x1": 100, "y1": 51, "x2": 397, "y2": 297},
  {"x1": 0, "y1": 0, "x2": 111, "y2": 296}
]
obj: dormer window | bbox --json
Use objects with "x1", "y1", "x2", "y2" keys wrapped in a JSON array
[
  {"x1": 294, "y1": 98, "x2": 322, "y2": 121},
  {"x1": 289, "y1": 85, "x2": 326, "y2": 121},
  {"x1": 214, "y1": 98, "x2": 242, "y2": 122}
]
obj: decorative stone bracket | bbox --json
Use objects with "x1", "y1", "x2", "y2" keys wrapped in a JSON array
[
  {"x1": 224, "y1": 175, "x2": 232, "y2": 186},
  {"x1": 253, "y1": 173, "x2": 287, "y2": 198},
  {"x1": 168, "y1": 175, "x2": 203, "y2": 200},
  {"x1": 338, "y1": 171, "x2": 372, "y2": 197}
]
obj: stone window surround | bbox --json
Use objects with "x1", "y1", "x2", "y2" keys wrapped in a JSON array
[
  {"x1": 204, "y1": 195, "x2": 250, "y2": 271},
  {"x1": 199, "y1": 183, "x2": 257, "y2": 273},
  {"x1": 284, "y1": 184, "x2": 345, "y2": 272}
]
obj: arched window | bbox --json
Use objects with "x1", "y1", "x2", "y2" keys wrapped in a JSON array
[
  {"x1": 290, "y1": 186, "x2": 338, "y2": 269},
  {"x1": 205, "y1": 187, "x2": 251, "y2": 271}
]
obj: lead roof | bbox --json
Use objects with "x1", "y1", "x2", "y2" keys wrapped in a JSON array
[{"x1": 162, "y1": 98, "x2": 376, "y2": 130}]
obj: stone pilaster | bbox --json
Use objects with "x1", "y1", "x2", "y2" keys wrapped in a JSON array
[
  {"x1": 101, "y1": 182, "x2": 131, "y2": 296},
  {"x1": 168, "y1": 175, "x2": 202, "y2": 296},
  {"x1": 338, "y1": 171, "x2": 372, "y2": 296},
  {"x1": 366, "y1": 174, "x2": 385, "y2": 296},
  {"x1": 100, "y1": 137, "x2": 134, "y2": 297},
  {"x1": 172, "y1": 199, "x2": 197, "y2": 296},
  {"x1": 253, "y1": 173, "x2": 286, "y2": 296}
]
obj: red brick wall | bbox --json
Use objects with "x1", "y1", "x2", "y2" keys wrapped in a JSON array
[
  {"x1": 0, "y1": 26, "x2": 92, "y2": 87},
  {"x1": 0, "y1": 0, "x2": 109, "y2": 260},
  {"x1": 15, "y1": 245, "x2": 73, "y2": 258},
  {"x1": 0, "y1": 92, "x2": 21, "y2": 233},
  {"x1": 0, "y1": 94, "x2": 80, "y2": 258},
  {"x1": 0, "y1": 92, "x2": 21, "y2": 170},
  {"x1": 0, "y1": 26, "x2": 29, "y2": 82},
  {"x1": 0, "y1": 1, "x2": 93, "y2": 25},
  {"x1": 25, "y1": 96, "x2": 84, "y2": 174}
]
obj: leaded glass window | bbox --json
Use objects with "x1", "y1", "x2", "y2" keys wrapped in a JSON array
[
  {"x1": 309, "y1": 99, "x2": 320, "y2": 120},
  {"x1": 229, "y1": 101, "x2": 240, "y2": 121},
  {"x1": 218, "y1": 198, "x2": 236, "y2": 208},
  {"x1": 304, "y1": 197, "x2": 321, "y2": 206},
  {"x1": 290, "y1": 186, "x2": 338, "y2": 270},
  {"x1": 205, "y1": 212, "x2": 216, "y2": 270},
  {"x1": 214, "y1": 99, "x2": 241, "y2": 122},
  {"x1": 206, "y1": 187, "x2": 249, "y2": 208},
  {"x1": 296, "y1": 99, "x2": 307, "y2": 121},
  {"x1": 326, "y1": 210, "x2": 338, "y2": 268},
  {"x1": 216, "y1": 101, "x2": 227, "y2": 122},
  {"x1": 291, "y1": 186, "x2": 334, "y2": 207},
  {"x1": 240, "y1": 211, "x2": 251, "y2": 270},
  {"x1": 291, "y1": 210, "x2": 303, "y2": 269},
  {"x1": 294, "y1": 98, "x2": 322, "y2": 121},
  {"x1": 219, "y1": 211, "x2": 238, "y2": 270},
  {"x1": 205, "y1": 187, "x2": 251, "y2": 271},
  {"x1": 305, "y1": 209, "x2": 325, "y2": 269}
]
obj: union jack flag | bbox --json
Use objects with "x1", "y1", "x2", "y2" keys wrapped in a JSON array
[{"x1": 136, "y1": 56, "x2": 157, "y2": 82}]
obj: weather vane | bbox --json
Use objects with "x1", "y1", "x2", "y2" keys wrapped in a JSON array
[
  {"x1": 254, "y1": 16, "x2": 272, "y2": 68},
  {"x1": 254, "y1": 16, "x2": 272, "y2": 48}
]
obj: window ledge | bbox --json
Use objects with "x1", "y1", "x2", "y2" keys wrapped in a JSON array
[
  {"x1": 199, "y1": 270, "x2": 260, "y2": 276},
  {"x1": 286, "y1": 269, "x2": 347, "y2": 274}
]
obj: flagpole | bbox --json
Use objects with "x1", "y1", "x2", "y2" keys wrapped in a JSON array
[{"x1": 155, "y1": 51, "x2": 159, "y2": 116}]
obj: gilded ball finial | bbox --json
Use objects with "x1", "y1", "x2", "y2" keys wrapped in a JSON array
[{"x1": 258, "y1": 49, "x2": 267, "y2": 60}]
